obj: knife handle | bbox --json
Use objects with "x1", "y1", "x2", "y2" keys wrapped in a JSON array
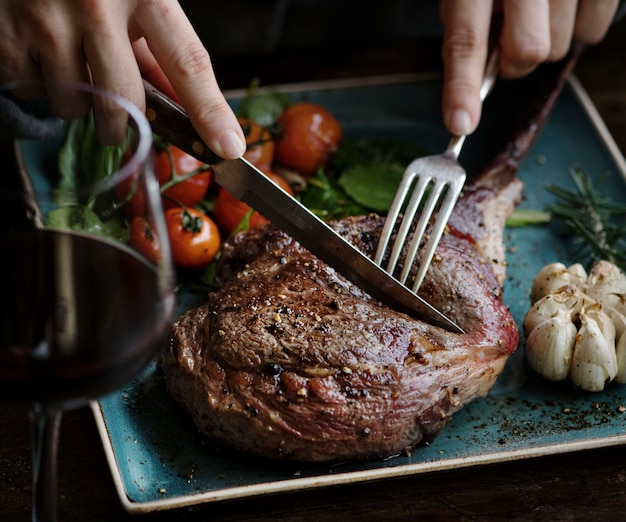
[{"x1": 142, "y1": 79, "x2": 222, "y2": 166}]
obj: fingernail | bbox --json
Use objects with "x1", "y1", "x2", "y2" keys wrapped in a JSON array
[
  {"x1": 449, "y1": 109, "x2": 472, "y2": 136},
  {"x1": 219, "y1": 130, "x2": 246, "y2": 159}
]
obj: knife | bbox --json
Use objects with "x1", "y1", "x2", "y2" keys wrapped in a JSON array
[{"x1": 142, "y1": 80, "x2": 463, "y2": 334}]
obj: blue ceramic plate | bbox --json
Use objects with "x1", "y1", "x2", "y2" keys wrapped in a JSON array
[{"x1": 87, "y1": 74, "x2": 626, "y2": 513}]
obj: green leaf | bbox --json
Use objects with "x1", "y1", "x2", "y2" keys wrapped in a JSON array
[
  {"x1": 58, "y1": 110, "x2": 128, "y2": 197},
  {"x1": 245, "y1": 92, "x2": 292, "y2": 128},
  {"x1": 51, "y1": 111, "x2": 134, "y2": 243},
  {"x1": 337, "y1": 163, "x2": 404, "y2": 213},
  {"x1": 78, "y1": 111, "x2": 99, "y2": 185},
  {"x1": 55, "y1": 118, "x2": 85, "y2": 206},
  {"x1": 100, "y1": 216, "x2": 131, "y2": 243},
  {"x1": 45, "y1": 205, "x2": 105, "y2": 235},
  {"x1": 231, "y1": 207, "x2": 255, "y2": 235},
  {"x1": 82, "y1": 122, "x2": 128, "y2": 185},
  {"x1": 45, "y1": 205, "x2": 129, "y2": 243},
  {"x1": 299, "y1": 170, "x2": 367, "y2": 221},
  {"x1": 236, "y1": 79, "x2": 292, "y2": 129},
  {"x1": 198, "y1": 257, "x2": 219, "y2": 287}
]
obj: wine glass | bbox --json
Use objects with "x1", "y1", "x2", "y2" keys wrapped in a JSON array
[{"x1": 0, "y1": 81, "x2": 175, "y2": 521}]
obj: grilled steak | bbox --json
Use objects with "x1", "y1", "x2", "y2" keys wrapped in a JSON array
[{"x1": 161, "y1": 54, "x2": 578, "y2": 462}]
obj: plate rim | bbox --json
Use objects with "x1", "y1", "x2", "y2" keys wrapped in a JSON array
[{"x1": 91, "y1": 400, "x2": 626, "y2": 514}]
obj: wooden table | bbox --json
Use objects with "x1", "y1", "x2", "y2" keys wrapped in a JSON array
[{"x1": 2, "y1": 21, "x2": 626, "y2": 522}]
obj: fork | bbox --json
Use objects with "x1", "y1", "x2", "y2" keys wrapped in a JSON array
[{"x1": 374, "y1": 51, "x2": 499, "y2": 293}]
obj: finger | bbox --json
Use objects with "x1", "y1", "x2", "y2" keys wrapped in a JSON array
[
  {"x1": 33, "y1": 18, "x2": 92, "y2": 120},
  {"x1": 133, "y1": 38, "x2": 179, "y2": 102},
  {"x1": 0, "y1": 5, "x2": 45, "y2": 99},
  {"x1": 82, "y1": 12, "x2": 144, "y2": 145},
  {"x1": 574, "y1": 0, "x2": 619, "y2": 44},
  {"x1": 0, "y1": 43, "x2": 43, "y2": 92},
  {"x1": 547, "y1": 0, "x2": 577, "y2": 61},
  {"x1": 440, "y1": 0, "x2": 494, "y2": 136},
  {"x1": 500, "y1": 0, "x2": 551, "y2": 78},
  {"x1": 0, "y1": 53, "x2": 45, "y2": 101},
  {"x1": 134, "y1": 1, "x2": 246, "y2": 159}
]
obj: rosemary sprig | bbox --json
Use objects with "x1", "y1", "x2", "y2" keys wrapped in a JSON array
[{"x1": 546, "y1": 167, "x2": 626, "y2": 270}]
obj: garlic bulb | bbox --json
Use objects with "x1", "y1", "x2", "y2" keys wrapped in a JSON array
[
  {"x1": 524, "y1": 260, "x2": 626, "y2": 391},
  {"x1": 525, "y1": 309, "x2": 576, "y2": 381},
  {"x1": 612, "y1": 310, "x2": 626, "y2": 383},
  {"x1": 586, "y1": 260, "x2": 626, "y2": 315},
  {"x1": 530, "y1": 262, "x2": 587, "y2": 303},
  {"x1": 569, "y1": 303, "x2": 617, "y2": 392},
  {"x1": 523, "y1": 285, "x2": 592, "y2": 333}
]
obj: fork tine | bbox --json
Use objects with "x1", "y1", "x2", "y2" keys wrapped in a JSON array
[
  {"x1": 405, "y1": 173, "x2": 465, "y2": 292},
  {"x1": 384, "y1": 174, "x2": 432, "y2": 275},
  {"x1": 374, "y1": 169, "x2": 417, "y2": 265},
  {"x1": 396, "y1": 176, "x2": 447, "y2": 285},
  {"x1": 371, "y1": 48, "x2": 498, "y2": 315}
]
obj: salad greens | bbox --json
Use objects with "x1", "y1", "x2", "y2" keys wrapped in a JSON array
[
  {"x1": 299, "y1": 170, "x2": 368, "y2": 221},
  {"x1": 57, "y1": 111, "x2": 128, "y2": 196},
  {"x1": 299, "y1": 139, "x2": 429, "y2": 220},
  {"x1": 51, "y1": 112, "x2": 129, "y2": 240}
]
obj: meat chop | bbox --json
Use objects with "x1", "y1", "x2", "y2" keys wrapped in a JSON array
[{"x1": 161, "y1": 54, "x2": 578, "y2": 462}]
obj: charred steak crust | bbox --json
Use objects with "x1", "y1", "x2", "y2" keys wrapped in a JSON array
[{"x1": 161, "y1": 176, "x2": 521, "y2": 462}]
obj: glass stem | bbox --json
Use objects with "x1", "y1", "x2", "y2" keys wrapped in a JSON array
[{"x1": 30, "y1": 403, "x2": 62, "y2": 522}]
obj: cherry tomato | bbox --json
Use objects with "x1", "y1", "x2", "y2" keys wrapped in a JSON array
[
  {"x1": 155, "y1": 145, "x2": 211, "y2": 209},
  {"x1": 129, "y1": 216, "x2": 161, "y2": 264},
  {"x1": 274, "y1": 102, "x2": 342, "y2": 177},
  {"x1": 213, "y1": 189, "x2": 269, "y2": 233},
  {"x1": 239, "y1": 117, "x2": 275, "y2": 171},
  {"x1": 165, "y1": 207, "x2": 220, "y2": 269},
  {"x1": 213, "y1": 172, "x2": 293, "y2": 233}
]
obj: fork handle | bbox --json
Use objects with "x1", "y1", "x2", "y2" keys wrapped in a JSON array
[{"x1": 445, "y1": 48, "x2": 500, "y2": 160}]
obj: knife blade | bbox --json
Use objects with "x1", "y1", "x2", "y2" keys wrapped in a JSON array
[{"x1": 143, "y1": 80, "x2": 463, "y2": 334}]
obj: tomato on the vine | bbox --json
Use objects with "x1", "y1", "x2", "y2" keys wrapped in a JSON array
[
  {"x1": 129, "y1": 216, "x2": 161, "y2": 264},
  {"x1": 213, "y1": 172, "x2": 293, "y2": 233},
  {"x1": 155, "y1": 145, "x2": 212, "y2": 209},
  {"x1": 274, "y1": 102, "x2": 342, "y2": 177},
  {"x1": 115, "y1": 145, "x2": 211, "y2": 217},
  {"x1": 165, "y1": 207, "x2": 220, "y2": 269},
  {"x1": 239, "y1": 117, "x2": 275, "y2": 171}
]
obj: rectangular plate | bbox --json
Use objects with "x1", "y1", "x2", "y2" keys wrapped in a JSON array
[{"x1": 92, "y1": 73, "x2": 626, "y2": 513}]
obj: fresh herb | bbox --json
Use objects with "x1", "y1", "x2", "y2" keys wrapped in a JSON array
[
  {"x1": 57, "y1": 112, "x2": 128, "y2": 199},
  {"x1": 236, "y1": 78, "x2": 291, "y2": 131},
  {"x1": 337, "y1": 164, "x2": 404, "y2": 213},
  {"x1": 299, "y1": 139, "x2": 430, "y2": 220},
  {"x1": 505, "y1": 208, "x2": 552, "y2": 227},
  {"x1": 546, "y1": 167, "x2": 626, "y2": 270},
  {"x1": 299, "y1": 170, "x2": 367, "y2": 221}
]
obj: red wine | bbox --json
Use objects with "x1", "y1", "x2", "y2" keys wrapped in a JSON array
[{"x1": 0, "y1": 228, "x2": 171, "y2": 408}]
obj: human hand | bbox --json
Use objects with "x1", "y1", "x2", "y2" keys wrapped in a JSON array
[
  {"x1": 439, "y1": 0, "x2": 619, "y2": 137},
  {"x1": 0, "y1": 0, "x2": 246, "y2": 158}
]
